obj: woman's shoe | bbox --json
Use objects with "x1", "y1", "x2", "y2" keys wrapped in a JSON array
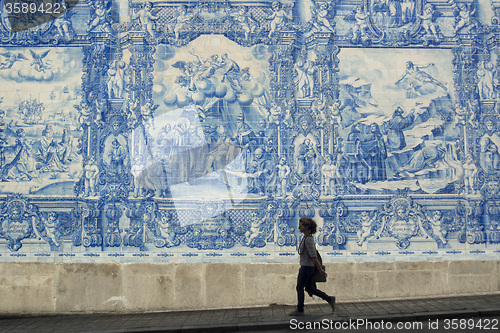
[
  {"x1": 289, "y1": 310, "x2": 304, "y2": 316},
  {"x1": 328, "y1": 296, "x2": 336, "y2": 312}
]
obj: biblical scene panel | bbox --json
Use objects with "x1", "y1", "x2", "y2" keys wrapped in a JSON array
[
  {"x1": 337, "y1": 48, "x2": 460, "y2": 194},
  {"x1": 134, "y1": 36, "x2": 272, "y2": 225},
  {"x1": 0, "y1": 47, "x2": 83, "y2": 195}
]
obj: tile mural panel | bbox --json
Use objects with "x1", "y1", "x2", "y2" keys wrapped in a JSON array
[
  {"x1": 0, "y1": 47, "x2": 83, "y2": 195},
  {"x1": 0, "y1": 0, "x2": 498, "y2": 262}
]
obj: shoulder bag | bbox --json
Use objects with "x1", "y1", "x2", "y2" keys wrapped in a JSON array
[{"x1": 313, "y1": 247, "x2": 327, "y2": 283}]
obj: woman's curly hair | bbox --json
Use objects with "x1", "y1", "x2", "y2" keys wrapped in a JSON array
[{"x1": 299, "y1": 217, "x2": 317, "y2": 234}]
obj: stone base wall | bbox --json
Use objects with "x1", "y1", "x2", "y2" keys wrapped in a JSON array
[{"x1": 1, "y1": 260, "x2": 499, "y2": 315}]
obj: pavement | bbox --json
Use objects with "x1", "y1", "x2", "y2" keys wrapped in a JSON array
[{"x1": 0, "y1": 293, "x2": 500, "y2": 333}]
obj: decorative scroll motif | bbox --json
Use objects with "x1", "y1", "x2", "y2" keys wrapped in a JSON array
[
  {"x1": 318, "y1": 200, "x2": 348, "y2": 247},
  {"x1": 71, "y1": 201, "x2": 101, "y2": 248},
  {"x1": 456, "y1": 199, "x2": 484, "y2": 244},
  {"x1": 345, "y1": 196, "x2": 457, "y2": 249},
  {"x1": 0, "y1": 195, "x2": 40, "y2": 251}
]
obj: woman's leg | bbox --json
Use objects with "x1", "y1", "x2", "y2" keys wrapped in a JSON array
[
  {"x1": 295, "y1": 266, "x2": 315, "y2": 312},
  {"x1": 305, "y1": 276, "x2": 335, "y2": 311}
]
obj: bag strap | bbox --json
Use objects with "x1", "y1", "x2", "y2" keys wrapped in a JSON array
[
  {"x1": 298, "y1": 235, "x2": 313, "y2": 255},
  {"x1": 298, "y1": 235, "x2": 306, "y2": 255}
]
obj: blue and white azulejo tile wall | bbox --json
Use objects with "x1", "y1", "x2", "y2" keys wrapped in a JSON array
[{"x1": 0, "y1": 0, "x2": 499, "y2": 264}]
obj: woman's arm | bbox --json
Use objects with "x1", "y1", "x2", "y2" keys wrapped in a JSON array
[{"x1": 313, "y1": 257, "x2": 327, "y2": 276}]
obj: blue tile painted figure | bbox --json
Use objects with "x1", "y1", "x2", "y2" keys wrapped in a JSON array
[
  {"x1": 266, "y1": 1, "x2": 293, "y2": 38},
  {"x1": 131, "y1": 1, "x2": 159, "y2": 38},
  {"x1": 0, "y1": 0, "x2": 498, "y2": 260},
  {"x1": 229, "y1": 6, "x2": 259, "y2": 40},
  {"x1": 479, "y1": 118, "x2": 500, "y2": 174},
  {"x1": 384, "y1": 107, "x2": 415, "y2": 151},
  {"x1": 417, "y1": 4, "x2": 441, "y2": 43},
  {"x1": 87, "y1": 0, "x2": 113, "y2": 33}
]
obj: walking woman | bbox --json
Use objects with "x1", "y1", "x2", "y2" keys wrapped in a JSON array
[{"x1": 290, "y1": 217, "x2": 335, "y2": 316}]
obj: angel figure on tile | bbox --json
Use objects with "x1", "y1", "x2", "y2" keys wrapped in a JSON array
[
  {"x1": 312, "y1": 2, "x2": 335, "y2": 32},
  {"x1": 266, "y1": 1, "x2": 292, "y2": 38},
  {"x1": 276, "y1": 156, "x2": 290, "y2": 197},
  {"x1": 87, "y1": 0, "x2": 112, "y2": 33},
  {"x1": 230, "y1": 5, "x2": 259, "y2": 40},
  {"x1": 449, "y1": 0, "x2": 476, "y2": 34},
  {"x1": 462, "y1": 154, "x2": 478, "y2": 195},
  {"x1": 357, "y1": 211, "x2": 377, "y2": 246},
  {"x1": 417, "y1": 4, "x2": 441, "y2": 42},
  {"x1": 132, "y1": 1, "x2": 159, "y2": 38},
  {"x1": 426, "y1": 210, "x2": 447, "y2": 244}
]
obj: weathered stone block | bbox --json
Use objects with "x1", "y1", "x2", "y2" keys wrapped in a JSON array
[
  {"x1": 0, "y1": 262, "x2": 56, "y2": 286},
  {"x1": 173, "y1": 263, "x2": 204, "y2": 310},
  {"x1": 330, "y1": 272, "x2": 377, "y2": 300},
  {"x1": 243, "y1": 264, "x2": 296, "y2": 306},
  {"x1": 395, "y1": 261, "x2": 446, "y2": 271},
  {"x1": 243, "y1": 263, "x2": 297, "y2": 278},
  {"x1": 376, "y1": 270, "x2": 445, "y2": 298},
  {"x1": 242, "y1": 277, "x2": 273, "y2": 306},
  {"x1": 356, "y1": 262, "x2": 396, "y2": 272},
  {"x1": 55, "y1": 263, "x2": 123, "y2": 312},
  {"x1": 0, "y1": 285, "x2": 55, "y2": 313},
  {"x1": 122, "y1": 263, "x2": 174, "y2": 311},
  {"x1": 326, "y1": 262, "x2": 356, "y2": 273},
  {"x1": 446, "y1": 275, "x2": 498, "y2": 294},
  {"x1": 449, "y1": 260, "x2": 496, "y2": 275},
  {"x1": 0, "y1": 263, "x2": 56, "y2": 313},
  {"x1": 269, "y1": 274, "x2": 297, "y2": 305},
  {"x1": 204, "y1": 263, "x2": 243, "y2": 308}
]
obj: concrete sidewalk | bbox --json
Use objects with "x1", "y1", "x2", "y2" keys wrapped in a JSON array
[{"x1": 0, "y1": 294, "x2": 499, "y2": 332}]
